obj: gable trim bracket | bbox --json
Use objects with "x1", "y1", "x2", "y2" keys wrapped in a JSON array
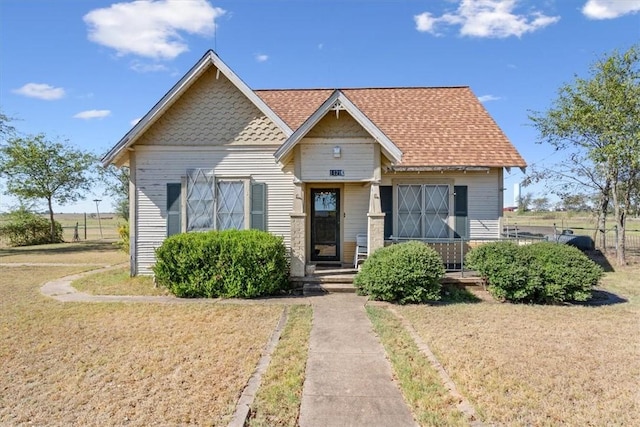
[
  {"x1": 101, "y1": 50, "x2": 293, "y2": 167},
  {"x1": 273, "y1": 90, "x2": 403, "y2": 164}
]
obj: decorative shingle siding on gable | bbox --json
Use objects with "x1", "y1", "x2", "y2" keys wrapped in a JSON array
[
  {"x1": 137, "y1": 68, "x2": 286, "y2": 147},
  {"x1": 306, "y1": 112, "x2": 371, "y2": 138}
]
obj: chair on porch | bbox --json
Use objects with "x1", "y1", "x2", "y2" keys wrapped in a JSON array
[{"x1": 354, "y1": 233, "x2": 368, "y2": 269}]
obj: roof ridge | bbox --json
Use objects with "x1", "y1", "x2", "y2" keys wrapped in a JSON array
[{"x1": 254, "y1": 86, "x2": 470, "y2": 92}]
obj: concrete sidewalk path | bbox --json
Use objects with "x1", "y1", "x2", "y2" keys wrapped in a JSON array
[{"x1": 299, "y1": 293, "x2": 417, "y2": 427}]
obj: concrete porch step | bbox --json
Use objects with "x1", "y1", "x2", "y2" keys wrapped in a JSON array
[{"x1": 303, "y1": 282, "x2": 356, "y2": 296}]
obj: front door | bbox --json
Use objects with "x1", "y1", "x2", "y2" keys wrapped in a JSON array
[{"x1": 311, "y1": 188, "x2": 340, "y2": 262}]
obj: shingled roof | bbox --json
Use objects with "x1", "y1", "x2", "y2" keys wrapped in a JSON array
[{"x1": 256, "y1": 87, "x2": 526, "y2": 169}]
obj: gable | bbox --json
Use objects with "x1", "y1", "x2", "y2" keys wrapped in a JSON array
[
  {"x1": 137, "y1": 68, "x2": 286, "y2": 147},
  {"x1": 305, "y1": 111, "x2": 371, "y2": 138},
  {"x1": 102, "y1": 50, "x2": 291, "y2": 167}
]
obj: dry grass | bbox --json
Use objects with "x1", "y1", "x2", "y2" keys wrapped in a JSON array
[
  {"x1": 0, "y1": 244, "x2": 284, "y2": 426},
  {"x1": 367, "y1": 306, "x2": 467, "y2": 427},
  {"x1": 0, "y1": 240, "x2": 128, "y2": 265},
  {"x1": 248, "y1": 305, "x2": 313, "y2": 427},
  {"x1": 72, "y1": 266, "x2": 169, "y2": 296},
  {"x1": 397, "y1": 266, "x2": 640, "y2": 426}
]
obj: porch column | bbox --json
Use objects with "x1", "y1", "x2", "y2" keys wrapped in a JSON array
[
  {"x1": 367, "y1": 182, "x2": 385, "y2": 255},
  {"x1": 290, "y1": 180, "x2": 306, "y2": 278}
]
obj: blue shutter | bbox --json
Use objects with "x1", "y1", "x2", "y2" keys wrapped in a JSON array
[
  {"x1": 250, "y1": 182, "x2": 266, "y2": 230},
  {"x1": 454, "y1": 185, "x2": 468, "y2": 239},
  {"x1": 167, "y1": 183, "x2": 181, "y2": 236},
  {"x1": 380, "y1": 186, "x2": 393, "y2": 240}
]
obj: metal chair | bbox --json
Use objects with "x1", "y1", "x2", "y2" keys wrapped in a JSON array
[{"x1": 354, "y1": 233, "x2": 368, "y2": 268}]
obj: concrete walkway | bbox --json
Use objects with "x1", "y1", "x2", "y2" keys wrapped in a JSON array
[
  {"x1": 36, "y1": 265, "x2": 418, "y2": 425},
  {"x1": 299, "y1": 293, "x2": 417, "y2": 427}
]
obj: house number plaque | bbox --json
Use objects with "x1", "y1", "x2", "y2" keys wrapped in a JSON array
[{"x1": 330, "y1": 169, "x2": 345, "y2": 176}]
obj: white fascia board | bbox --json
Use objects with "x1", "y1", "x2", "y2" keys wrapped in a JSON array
[
  {"x1": 274, "y1": 90, "x2": 403, "y2": 164},
  {"x1": 102, "y1": 50, "x2": 292, "y2": 167}
]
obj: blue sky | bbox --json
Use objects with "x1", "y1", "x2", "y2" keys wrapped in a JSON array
[{"x1": 1, "y1": 0, "x2": 639, "y2": 213}]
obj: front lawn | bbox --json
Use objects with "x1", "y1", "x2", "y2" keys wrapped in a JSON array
[
  {"x1": 394, "y1": 266, "x2": 640, "y2": 426},
  {"x1": 0, "y1": 243, "x2": 283, "y2": 426}
]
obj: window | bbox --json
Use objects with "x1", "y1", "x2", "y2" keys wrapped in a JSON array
[
  {"x1": 184, "y1": 169, "x2": 265, "y2": 232},
  {"x1": 186, "y1": 169, "x2": 215, "y2": 231},
  {"x1": 216, "y1": 180, "x2": 244, "y2": 230},
  {"x1": 397, "y1": 184, "x2": 450, "y2": 238}
]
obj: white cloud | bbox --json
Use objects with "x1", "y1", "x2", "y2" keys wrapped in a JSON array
[
  {"x1": 130, "y1": 117, "x2": 142, "y2": 126},
  {"x1": 415, "y1": 12, "x2": 439, "y2": 33},
  {"x1": 84, "y1": 0, "x2": 226, "y2": 60},
  {"x1": 255, "y1": 54, "x2": 269, "y2": 63},
  {"x1": 582, "y1": 0, "x2": 640, "y2": 19},
  {"x1": 478, "y1": 94, "x2": 502, "y2": 102},
  {"x1": 130, "y1": 61, "x2": 169, "y2": 73},
  {"x1": 73, "y1": 110, "x2": 111, "y2": 120},
  {"x1": 414, "y1": 0, "x2": 560, "y2": 38},
  {"x1": 12, "y1": 83, "x2": 65, "y2": 100}
]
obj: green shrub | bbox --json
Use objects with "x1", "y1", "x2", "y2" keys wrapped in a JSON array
[
  {"x1": 0, "y1": 208, "x2": 63, "y2": 246},
  {"x1": 152, "y1": 229, "x2": 290, "y2": 298},
  {"x1": 114, "y1": 222, "x2": 130, "y2": 254},
  {"x1": 465, "y1": 241, "x2": 602, "y2": 303},
  {"x1": 522, "y1": 242, "x2": 602, "y2": 303},
  {"x1": 354, "y1": 241, "x2": 445, "y2": 304}
]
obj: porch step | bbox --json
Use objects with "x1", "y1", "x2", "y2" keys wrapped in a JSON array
[
  {"x1": 292, "y1": 267, "x2": 358, "y2": 296},
  {"x1": 303, "y1": 282, "x2": 356, "y2": 296}
]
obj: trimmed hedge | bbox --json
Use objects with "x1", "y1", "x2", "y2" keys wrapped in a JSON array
[
  {"x1": 465, "y1": 241, "x2": 602, "y2": 303},
  {"x1": 153, "y1": 229, "x2": 290, "y2": 298},
  {"x1": 354, "y1": 241, "x2": 445, "y2": 304}
]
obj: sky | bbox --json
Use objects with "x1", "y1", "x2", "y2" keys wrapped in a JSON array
[{"x1": 1, "y1": 0, "x2": 639, "y2": 213}]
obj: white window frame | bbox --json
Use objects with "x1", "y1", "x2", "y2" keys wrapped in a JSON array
[
  {"x1": 393, "y1": 181, "x2": 454, "y2": 239},
  {"x1": 215, "y1": 177, "x2": 251, "y2": 230},
  {"x1": 185, "y1": 169, "x2": 251, "y2": 232}
]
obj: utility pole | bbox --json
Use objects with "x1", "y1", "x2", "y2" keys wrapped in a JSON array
[{"x1": 93, "y1": 199, "x2": 103, "y2": 239}]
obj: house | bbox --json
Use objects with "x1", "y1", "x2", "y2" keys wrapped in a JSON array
[{"x1": 102, "y1": 50, "x2": 526, "y2": 276}]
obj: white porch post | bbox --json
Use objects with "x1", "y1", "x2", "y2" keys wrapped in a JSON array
[
  {"x1": 367, "y1": 182, "x2": 385, "y2": 255},
  {"x1": 367, "y1": 145, "x2": 384, "y2": 255},
  {"x1": 290, "y1": 179, "x2": 306, "y2": 278}
]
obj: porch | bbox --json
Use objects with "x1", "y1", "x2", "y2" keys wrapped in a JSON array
[{"x1": 293, "y1": 266, "x2": 483, "y2": 296}]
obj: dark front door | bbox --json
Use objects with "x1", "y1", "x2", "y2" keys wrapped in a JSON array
[{"x1": 311, "y1": 188, "x2": 340, "y2": 262}]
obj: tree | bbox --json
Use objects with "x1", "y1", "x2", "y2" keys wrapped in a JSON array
[
  {"x1": 532, "y1": 196, "x2": 550, "y2": 212},
  {"x1": 529, "y1": 45, "x2": 640, "y2": 265},
  {"x1": 0, "y1": 111, "x2": 16, "y2": 141},
  {"x1": 101, "y1": 164, "x2": 129, "y2": 221},
  {"x1": 517, "y1": 192, "x2": 533, "y2": 212},
  {"x1": 0, "y1": 134, "x2": 96, "y2": 242}
]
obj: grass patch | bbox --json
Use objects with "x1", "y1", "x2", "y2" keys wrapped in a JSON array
[
  {"x1": 248, "y1": 305, "x2": 312, "y2": 427},
  {"x1": 0, "y1": 242, "x2": 284, "y2": 426},
  {"x1": 397, "y1": 266, "x2": 640, "y2": 426},
  {"x1": 72, "y1": 266, "x2": 168, "y2": 296},
  {"x1": 0, "y1": 240, "x2": 128, "y2": 265},
  {"x1": 366, "y1": 306, "x2": 467, "y2": 426}
]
